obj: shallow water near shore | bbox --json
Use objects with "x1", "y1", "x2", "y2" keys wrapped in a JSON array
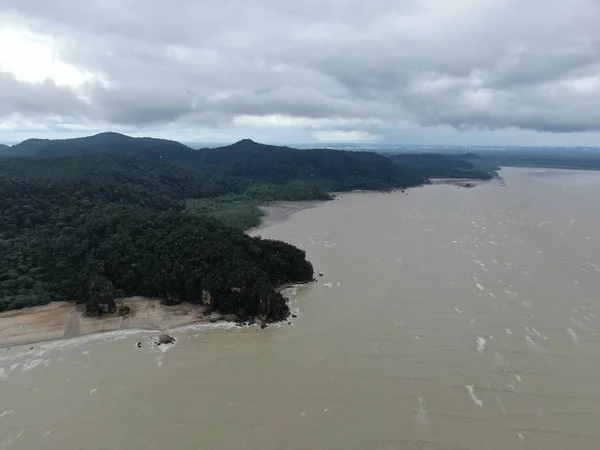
[{"x1": 2, "y1": 167, "x2": 600, "y2": 449}]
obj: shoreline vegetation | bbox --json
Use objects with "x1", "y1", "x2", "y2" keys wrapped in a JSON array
[
  {"x1": 0, "y1": 133, "x2": 502, "y2": 347},
  {"x1": 0, "y1": 201, "x2": 319, "y2": 348}
]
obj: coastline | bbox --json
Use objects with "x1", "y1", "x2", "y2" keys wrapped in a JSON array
[
  {"x1": 0, "y1": 297, "x2": 209, "y2": 349},
  {"x1": 429, "y1": 177, "x2": 495, "y2": 187},
  {"x1": 1, "y1": 182, "x2": 475, "y2": 349},
  {"x1": 250, "y1": 200, "x2": 326, "y2": 232}
]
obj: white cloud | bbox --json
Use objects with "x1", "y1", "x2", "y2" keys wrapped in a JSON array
[
  {"x1": 0, "y1": 20, "x2": 94, "y2": 86},
  {"x1": 2, "y1": 0, "x2": 600, "y2": 144}
]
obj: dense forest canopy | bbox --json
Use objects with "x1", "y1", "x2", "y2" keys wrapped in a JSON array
[
  {"x1": 386, "y1": 153, "x2": 496, "y2": 180},
  {"x1": 0, "y1": 133, "x2": 505, "y2": 321},
  {"x1": 0, "y1": 133, "x2": 432, "y2": 321},
  {"x1": 462, "y1": 149, "x2": 600, "y2": 171}
]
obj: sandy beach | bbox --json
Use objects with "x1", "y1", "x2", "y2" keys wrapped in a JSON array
[
  {"x1": 0, "y1": 297, "x2": 208, "y2": 348},
  {"x1": 255, "y1": 200, "x2": 326, "y2": 229}
]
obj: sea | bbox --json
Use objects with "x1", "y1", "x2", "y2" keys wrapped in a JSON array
[{"x1": 1, "y1": 167, "x2": 600, "y2": 449}]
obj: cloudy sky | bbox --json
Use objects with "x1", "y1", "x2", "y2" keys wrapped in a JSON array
[{"x1": 1, "y1": 0, "x2": 600, "y2": 145}]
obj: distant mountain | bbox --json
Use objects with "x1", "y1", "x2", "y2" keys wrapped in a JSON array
[
  {"x1": 0, "y1": 143, "x2": 19, "y2": 157},
  {"x1": 10, "y1": 132, "x2": 191, "y2": 157},
  {"x1": 386, "y1": 153, "x2": 494, "y2": 180},
  {"x1": 4, "y1": 134, "x2": 425, "y2": 191},
  {"x1": 198, "y1": 139, "x2": 424, "y2": 190}
]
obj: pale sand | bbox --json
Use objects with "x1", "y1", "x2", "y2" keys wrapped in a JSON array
[
  {"x1": 429, "y1": 177, "x2": 505, "y2": 188},
  {"x1": 0, "y1": 297, "x2": 208, "y2": 348},
  {"x1": 251, "y1": 200, "x2": 326, "y2": 231}
]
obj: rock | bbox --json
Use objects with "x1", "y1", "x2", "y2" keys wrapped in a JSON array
[
  {"x1": 260, "y1": 323, "x2": 267, "y2": 329},
  {"x1": 118, "y1": 304, "x2": 131, "y2": 316},
  {"x1": 291, "y1": 314, "x2": 298, "y2": 318},
  {"x1": 157, "y1": 333, "x2": 175, "y2": 345},
  {"x1": 136, "y1": 341, "x2": 142, "y2": 348},
  {"x1": 319, "y1": 273, "x2": 324, "y2": 277},
  {"x1": 209, "y1": 312, "x2": 219, "y2": 323}
]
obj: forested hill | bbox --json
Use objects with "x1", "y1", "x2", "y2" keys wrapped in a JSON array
[
  {"x1": 1, "y1": 133, "x2": 426, "y2": 192},
  {"x1": 0, "y1": 133, "x2": 429, "y2": 321},
  {"x1": 7, "y1": 132, "x2": 190, "y2": 158},
  {"x1": 386, "y1": 153, "x2": 495, "y2": 180}
]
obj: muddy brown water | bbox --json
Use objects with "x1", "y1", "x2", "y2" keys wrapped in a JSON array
[{"x1": 1, "y1": 167, "x2": 600, "y2": 449}]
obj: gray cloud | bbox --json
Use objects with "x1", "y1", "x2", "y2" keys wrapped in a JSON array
[
  {"x1": 0, "y1": 72, "x2": 87, "y2": 117},
  {"x1": 86, "y1": 83, "x2": 195, "y2": 125},
  {"x1": 2, "y1": 0, "x2": 600, "y2": 141}
]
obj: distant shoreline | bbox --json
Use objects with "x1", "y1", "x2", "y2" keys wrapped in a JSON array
[{"x1": 250, "y1": 200, "x2": 326, "y2": 232}]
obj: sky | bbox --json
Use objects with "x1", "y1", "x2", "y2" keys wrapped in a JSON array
[{"x1": 1, "y1": 0, "x2": 600, "y2": 146}]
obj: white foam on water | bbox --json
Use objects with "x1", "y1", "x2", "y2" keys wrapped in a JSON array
[
  {"x1": 89, "y1": 388, "x2": 97, "y2": 395},
  {"x1": 521, "y1": 301, "x2": 532, "y2": 308},
  {"x1": 323, "y1": 283, "x2": 333, "y2": 288},
  {"x1": 475, "y1": 283, "x2": 485, "y2": 291},
  {"x1": 525, "y1": 336, "x2": 550, "y2": 354},
  {"x1": 488, "y1": 292, "x2": 496, "y2": 299},
  {"x1": 571, "y1": 316, "x2": 584, "y2": 327},
  {"x1": 155, "y1": 341, "x2": 176, "y2": 354},
  {"x1": 281, "y1": 286, "x2": 299, "y2": 297},
  {"x1": 9, "y1": 363, "x2": 20, "y2": 372},
  {"x1": 527, "y1": 327, "x2": 545, "y2": 339},
  {"x1": 336, "y1": 282, "x2": 341, "y2": 287},
  {"x1": 515, "y1": 374, "x2": 524, "y2": 384},
  {"x1": 454, "y1": 306, "x2": 463, "y2": 314},
  {"x1": 466, "y1": 385, "x2": 483, "y2": 407},
  {"x1": 0, "y1": 367, "x2": 6, "y2": 380},
  {"x1": 505, "y1": 328, "x2": 513, "y2": 336},
  {"x1": 416, "y1": 396, "x2": 430, "y2": 429},
  {"x1": 1, "y1": 329, "x2": 154, "y2": 365},
  {"x1": 476, "y1": 337, "x2": 487, "y2": 354},
  {"x1": 21, "y1": 358, "x2": 51, "y2": 372},
  {"x1": 0, "y1": 410, "x2": 14, "y2": 419},
  {"x1": 518, "y1": 432, "x2": 525, "y2": 440},
  {"x1": 566, "y1": 328, "x2": 579, "y2": 343}
]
